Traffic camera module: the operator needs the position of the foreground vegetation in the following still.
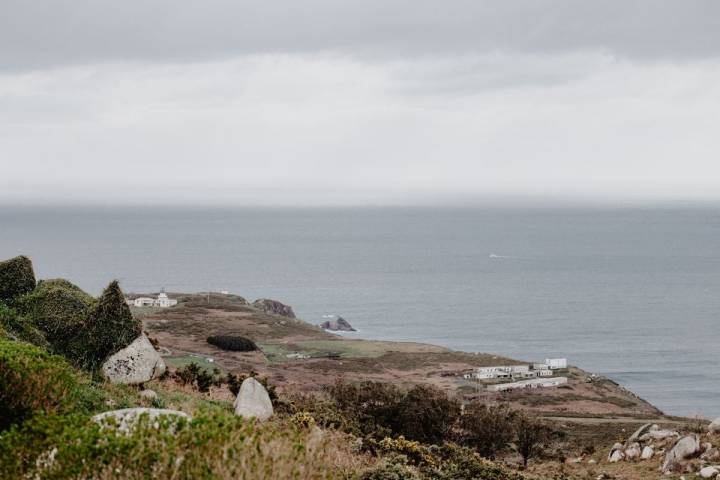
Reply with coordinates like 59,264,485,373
0,255,548,479
0,255,699,479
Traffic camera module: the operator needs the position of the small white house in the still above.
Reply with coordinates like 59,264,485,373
156,292,177,308
132,297,156,307
128,290,177,308
545,358,568,370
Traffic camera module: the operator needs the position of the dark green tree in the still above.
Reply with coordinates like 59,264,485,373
80,280,141,369
392,384,460,445
0,255,36,304
458,403,518,459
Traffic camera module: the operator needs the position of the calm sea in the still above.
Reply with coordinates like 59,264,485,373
2,205,719,418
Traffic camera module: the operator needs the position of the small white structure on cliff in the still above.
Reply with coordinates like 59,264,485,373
127,290,177,308
487,376,568,392
545,358,568,369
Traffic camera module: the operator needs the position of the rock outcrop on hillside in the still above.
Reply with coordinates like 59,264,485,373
252,299,296,318
101,333,166,384
234,377,274,421
319,316,356,332
662,434,701,473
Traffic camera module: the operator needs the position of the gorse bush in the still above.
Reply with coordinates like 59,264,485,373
367,438,531,480
207,335,258,352
0,255,36,304
329,380,460,444
457,403,518,459
0,410,338,480
0,340,97,430
79,280,141,369
394,385,460,445
17,279,94,360
0,302,48,348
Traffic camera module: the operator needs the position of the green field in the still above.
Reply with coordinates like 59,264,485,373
259,339,448,363
164,354,225,373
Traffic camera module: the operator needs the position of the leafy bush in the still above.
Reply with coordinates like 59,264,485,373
329,380,459,444
79,280,141,369
371,438,530,480
424,443,530,480
207,334,258,352
0,410,337,479
329,380,401,439
277,392,352,431
17,279,94,359
514,412,552,467
457,403,518,459
0,303,48,347
360,457,420,480
0,340,93,430
174,362,225,393
0,255,36,304
394,385,460,445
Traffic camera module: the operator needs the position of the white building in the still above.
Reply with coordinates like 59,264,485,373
156,292,176,308
545,358,568,370
487,376,568,392
127,290,177,308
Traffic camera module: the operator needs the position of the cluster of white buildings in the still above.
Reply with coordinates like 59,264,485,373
487,376,568,392
462,358,568,391
126,291,177,308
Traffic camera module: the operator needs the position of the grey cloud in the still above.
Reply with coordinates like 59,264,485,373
2,0,720,71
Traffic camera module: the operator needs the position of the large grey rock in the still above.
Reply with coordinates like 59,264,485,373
252,298,296,318
92,408,190,433
608,442,624,462
661,435,701,473
641,446,654,460
699,466,720,478
609,449,624,463
640,428,679,441
319,316,356,332
624,442,642,460
627,423,655,444
708,417,720,433
101,333,166,384
234,377,273,421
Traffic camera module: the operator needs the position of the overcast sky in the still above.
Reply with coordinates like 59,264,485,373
2,1,720,206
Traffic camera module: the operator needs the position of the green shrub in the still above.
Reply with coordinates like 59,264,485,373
393,385,460,445
79,280,141,369
329,380,459,444
457,403,518,459
207,334,258,352
329,380,401,439
0,340,91,430
0,302,48,348
0,410,337,479
17,279,94,359
360,457,420,480
0,255,36,304
424,443,530,480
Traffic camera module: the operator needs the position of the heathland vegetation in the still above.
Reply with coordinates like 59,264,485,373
0,254,708,479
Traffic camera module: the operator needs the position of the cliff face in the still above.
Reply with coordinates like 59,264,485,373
251,299,296,318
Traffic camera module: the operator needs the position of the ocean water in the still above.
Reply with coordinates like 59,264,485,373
2,205,720,418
